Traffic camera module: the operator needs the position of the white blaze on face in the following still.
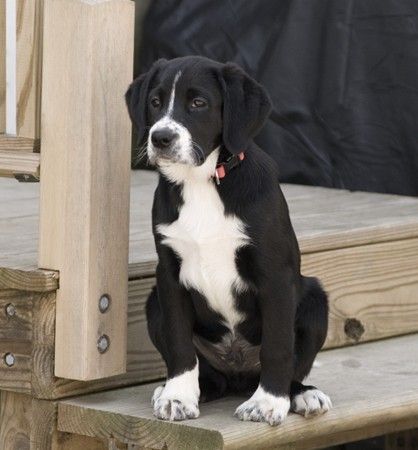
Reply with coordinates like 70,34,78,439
148,70,195,165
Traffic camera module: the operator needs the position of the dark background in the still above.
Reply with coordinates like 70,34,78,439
135,0,418,197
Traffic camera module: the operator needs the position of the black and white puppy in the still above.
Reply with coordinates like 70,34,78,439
126,56,331,426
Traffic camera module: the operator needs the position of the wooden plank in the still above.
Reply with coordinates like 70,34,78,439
0,267,58,292
0,3,5,133
16,0,43,139
0,391,106,450
0,135,40,152
38,0,135,380
0,391,31,450
57,335,418,450
2,171,418,278
0,149,40,179
30,279,165,400
303,237,418,349
1,242,418,398
0,290,33,395
28,250,418,399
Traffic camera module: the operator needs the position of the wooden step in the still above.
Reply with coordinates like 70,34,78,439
0,136,40,180
57,334,418,450
1,171,418,399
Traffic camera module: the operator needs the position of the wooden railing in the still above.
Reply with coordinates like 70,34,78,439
0,0,42,179
1,0,135,381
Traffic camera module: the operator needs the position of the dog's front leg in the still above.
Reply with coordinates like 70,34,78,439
235,272,296,426
152,264,200,421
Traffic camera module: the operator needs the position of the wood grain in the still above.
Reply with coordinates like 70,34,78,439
30,279,165,400
57,335,418,450
16,0,43,139
0,149,40,178
0,290,33,394
0,4,5,133
39,0,135,380
0,135,40,152
3,238,418,399
303,237,418,349
0,391,31,450
2,170,418,281
0,267,58,292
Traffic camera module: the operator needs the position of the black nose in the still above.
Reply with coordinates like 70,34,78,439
151,128,178,149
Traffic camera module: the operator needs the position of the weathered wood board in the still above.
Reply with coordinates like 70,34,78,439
0,149,40,179
1,171,418,399
3,170,418,273
39,0,135,381
57,335,418,450
0,390,107,450
15,0,43,140
0,3,5,133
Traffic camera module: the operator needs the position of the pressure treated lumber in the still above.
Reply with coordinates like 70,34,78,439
0,4,5,133
2,171,418,394
0,149,40,179
303,237,418,348
38,0,135,380
0,391,107,450
3,170,418,276
0,135,40,152
56,334,418,450
15,0,43,139
3,245,418,400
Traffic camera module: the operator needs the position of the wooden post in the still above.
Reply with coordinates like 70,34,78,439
15,0,43,140
0,3,5,133
38,0,134,380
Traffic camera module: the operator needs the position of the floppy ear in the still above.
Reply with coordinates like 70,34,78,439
125,59,167,146
218,63,272,154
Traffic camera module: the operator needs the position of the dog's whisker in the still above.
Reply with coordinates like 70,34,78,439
191,140,205,162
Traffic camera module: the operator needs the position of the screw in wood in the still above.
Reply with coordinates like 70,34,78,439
4,353,15,367
5,303,16,317
97,334,110,354
99,294,110,313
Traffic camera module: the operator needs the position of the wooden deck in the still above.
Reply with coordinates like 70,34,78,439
57,334,418,450
2,169,418,276
1,171,418,398
1,171,418,448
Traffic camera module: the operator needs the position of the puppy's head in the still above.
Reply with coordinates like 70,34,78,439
126,56,271,167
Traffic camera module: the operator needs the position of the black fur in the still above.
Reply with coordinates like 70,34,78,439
127,56,329,411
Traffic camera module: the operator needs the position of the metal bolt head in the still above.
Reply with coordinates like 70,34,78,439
5,303,16,317
99,294,110,313
97,335,110,354
4,353,15,367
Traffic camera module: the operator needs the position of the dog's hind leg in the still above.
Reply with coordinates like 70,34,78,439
198,354,228,402
290,276,332,417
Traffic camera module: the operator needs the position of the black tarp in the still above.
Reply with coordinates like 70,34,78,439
136,0,418,196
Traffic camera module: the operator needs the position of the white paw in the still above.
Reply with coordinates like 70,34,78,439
152,384,200,421
234,385,290,426
291,389,332,417
151,363,200,421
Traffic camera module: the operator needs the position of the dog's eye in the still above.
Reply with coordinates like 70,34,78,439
150,97,161,108
191,98,207,109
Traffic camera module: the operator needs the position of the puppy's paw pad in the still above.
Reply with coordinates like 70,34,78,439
291,389,332,417
234,390,290,426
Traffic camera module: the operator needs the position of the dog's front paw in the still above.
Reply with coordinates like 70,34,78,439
291,388,332,417
152,384,200,421
234,386,290,426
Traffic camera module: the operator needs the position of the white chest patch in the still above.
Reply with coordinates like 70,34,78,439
157,152,250,329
